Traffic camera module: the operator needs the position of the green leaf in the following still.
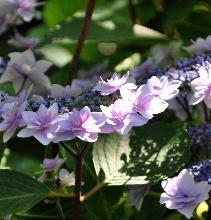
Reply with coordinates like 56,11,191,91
43,17,167,45
93,122,190,186
125,122,190,183
43,0,86,27
93,133,146,185
0,170,50,218
38,44,72,67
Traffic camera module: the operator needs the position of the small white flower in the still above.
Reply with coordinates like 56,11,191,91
59,168,75,187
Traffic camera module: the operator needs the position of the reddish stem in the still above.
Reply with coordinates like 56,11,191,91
73,142,89,220
66,0,96,84
128,0,140,25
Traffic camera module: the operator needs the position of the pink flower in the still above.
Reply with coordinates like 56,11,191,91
190,66,211,108
145,76,181,101
17,103,59,145
41,155,65,172
100,99,148,135
93,72,136,96
55,106,102,143
123,85,168,119
160,169,210,219
0,101,26,142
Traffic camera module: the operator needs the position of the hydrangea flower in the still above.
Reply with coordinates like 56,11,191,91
93,72,136,96
7,32,39,49
41,155,65,172
130,58,153,78
0,101,26,142
145,76,181,101
188,124,211,149
123,85,168,119
59,168,75,187
0,0,15,33
100,99,148,135
190,66,211,108
18,103,59,145
50,84,81,99
142,54,211,86
189,160,211,184
185,36,211,55
160,169,210,219
54,106,102,143
8,0,39,22
0,50,52,94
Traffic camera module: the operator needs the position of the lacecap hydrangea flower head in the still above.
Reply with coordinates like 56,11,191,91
0,59,183,146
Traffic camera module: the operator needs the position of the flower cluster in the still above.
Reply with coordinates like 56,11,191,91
188,124,211,149
189,160,211,184
0,49,182,144
147,54,211,86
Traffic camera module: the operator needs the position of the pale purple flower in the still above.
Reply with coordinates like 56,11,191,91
54,106,102,143
0,101,26,142
128,184,150,211
190,66,211,108
123,85,168,119
145,76,181,101
185,36,211,55
160,169,210,219
100,99,148,135
131,58,153,78
8,0,39,22
70,78,95,94
41,155,65,172
168,98,188,121
0,50,51,94
17,103,59,145
93,72,137,96
8,32,39,49
50,84,81,99
59,168,75,187
0,0,15,34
